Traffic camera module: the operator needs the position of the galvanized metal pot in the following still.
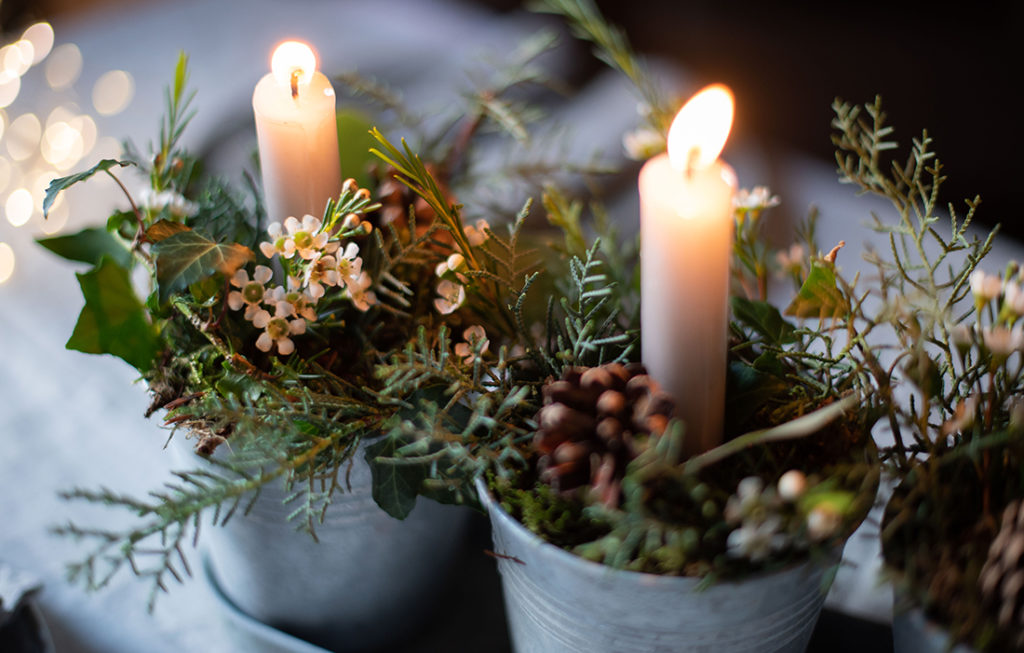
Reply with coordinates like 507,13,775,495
892,605,976,653
174,437,469,652
477,478,837,653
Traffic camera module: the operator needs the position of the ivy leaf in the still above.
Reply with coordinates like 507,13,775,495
724,360,789,434
37,227,132,267
365,435,426,520
44,159,135,217
146,219,190,243
152,230,252,303
731,296,797,345
215,363,264,404
66,256,158,372
785,261,849,319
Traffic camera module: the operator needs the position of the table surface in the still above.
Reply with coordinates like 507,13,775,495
3,1,1020,651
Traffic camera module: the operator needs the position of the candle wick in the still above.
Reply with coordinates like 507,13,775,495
290,69,301,100
685,146,701,179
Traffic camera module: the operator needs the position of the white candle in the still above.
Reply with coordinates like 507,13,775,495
639,84,737,456
252,41,341,223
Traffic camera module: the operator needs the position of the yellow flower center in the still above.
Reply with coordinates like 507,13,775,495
293,231,313,249
243,282,263,303
267,317,289,339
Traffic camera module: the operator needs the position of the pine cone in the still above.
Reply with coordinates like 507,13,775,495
533,363,675,508
979,499,1024,644
373,164,451,232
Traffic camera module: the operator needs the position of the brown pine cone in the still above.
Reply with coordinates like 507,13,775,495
979,499,1024,645
533,363,675,508
373,164,452,233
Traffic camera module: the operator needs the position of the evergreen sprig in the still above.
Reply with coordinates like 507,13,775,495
529,0,675,133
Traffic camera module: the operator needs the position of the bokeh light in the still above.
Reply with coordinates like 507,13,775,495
45,43,82,90
6,113,41,161
71,114,97,154
1,43,32,77
0,242,15,284
0,74,20,108
5,188,34,226
92,70,134,116
0,156,12,194
22,23,55,65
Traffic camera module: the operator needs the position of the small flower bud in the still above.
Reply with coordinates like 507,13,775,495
341,178,357,193
970,270,1002,302
342,213,361,230
357,188,371,201
777,470,807,502
806,504,842,541
446,253,465,271
360,221,373,235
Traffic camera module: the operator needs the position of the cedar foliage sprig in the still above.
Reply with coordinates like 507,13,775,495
829,96,999,465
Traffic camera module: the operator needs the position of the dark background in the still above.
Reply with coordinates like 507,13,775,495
5,0,1021,239
486,0,1021,240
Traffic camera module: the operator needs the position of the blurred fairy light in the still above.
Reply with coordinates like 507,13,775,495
0,242,15,284
22,23,54,65
45,43,81,90
92,70,134,116
6,113,41,160
5,187,32,226
0,157,11,193
0,21,134,285
0,74,19,108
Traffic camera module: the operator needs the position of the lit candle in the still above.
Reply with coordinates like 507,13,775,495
252,40,341,223
639,84,737,456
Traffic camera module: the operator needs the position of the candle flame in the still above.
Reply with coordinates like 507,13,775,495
667,84,734,173
271,41,316,92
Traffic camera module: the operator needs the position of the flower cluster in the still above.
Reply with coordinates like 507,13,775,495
138,187,197,218
454,325,489,365
724,471,842,562
958,268,1024,357
934,266,1024,437
733,186,780,215
226,180,377,354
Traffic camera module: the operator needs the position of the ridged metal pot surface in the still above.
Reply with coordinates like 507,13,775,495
173,437,469,652
477,478,836,653
891,606,976,653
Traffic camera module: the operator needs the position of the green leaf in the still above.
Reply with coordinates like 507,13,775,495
785,261,849,319
151,230,252,303
731,296,797,345
173,51,188,107
37,227,132,267
44,159,134,217
107,210,137,233
336,109,377,191
724,360,788,434
365,435,426,520
146,219,189,243
214,367,263,404
66,257,158,372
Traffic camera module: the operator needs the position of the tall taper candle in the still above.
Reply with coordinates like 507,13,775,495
639,84,737,456
253,41,341,223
